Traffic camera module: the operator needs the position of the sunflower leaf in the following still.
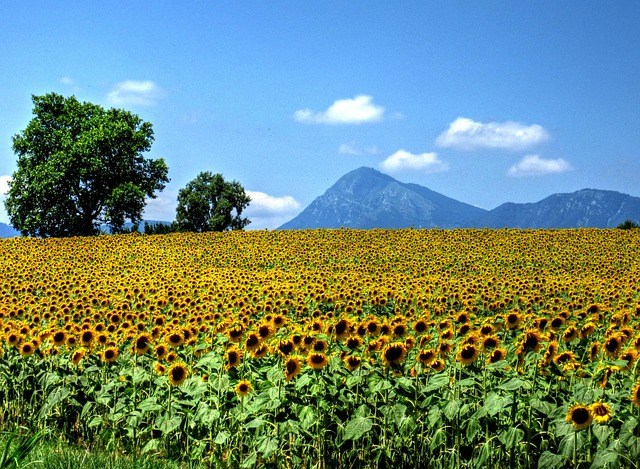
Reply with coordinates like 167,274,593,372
343,416,373,441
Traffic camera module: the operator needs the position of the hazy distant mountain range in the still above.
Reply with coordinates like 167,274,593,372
2,167,639,237
279,167,640,230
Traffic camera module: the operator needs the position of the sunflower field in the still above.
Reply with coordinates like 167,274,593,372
1,228,640,468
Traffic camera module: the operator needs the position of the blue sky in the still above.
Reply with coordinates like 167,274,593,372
1,1,639,229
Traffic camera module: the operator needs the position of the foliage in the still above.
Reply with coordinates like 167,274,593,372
617,219,639,230
1,228,640,467
5,93,169,237
175,171,250,232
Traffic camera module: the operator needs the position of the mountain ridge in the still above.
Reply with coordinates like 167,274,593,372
279,167,640,230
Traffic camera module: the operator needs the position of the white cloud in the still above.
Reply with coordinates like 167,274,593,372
338,142,379,156
507,155,573,177
106,80,165,107
379,150,448,173
142,191,177,221
0,175,12,224
436,117,549,151
294,95,384,124
60,76,76,86
245,191,302,230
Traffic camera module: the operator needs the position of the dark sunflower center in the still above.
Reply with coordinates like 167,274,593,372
572,408,590,424
385,346,403,361
171,367,185,381
310,354,325,364
286,361,298,374
461,346,476,359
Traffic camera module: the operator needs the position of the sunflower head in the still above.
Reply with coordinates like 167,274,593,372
456,344,479,366
71,347,86,365
631,382,640,408
566,404,593,430
344,355,362,372
381,342,407,367
235,379,253,397
102,347,119,363
589,401,613,424
307,352,329,370
284,356,303,381
168,362,188,386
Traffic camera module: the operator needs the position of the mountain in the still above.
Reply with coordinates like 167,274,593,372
472,188,640,228
0,222,19,238
279,167,487,229
279,167,640,230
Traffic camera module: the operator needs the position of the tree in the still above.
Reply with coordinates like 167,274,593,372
616,219,639,230
5,93,169,237
175,172,251,232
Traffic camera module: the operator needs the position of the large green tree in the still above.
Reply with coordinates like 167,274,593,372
5,93,169,237
176,172,251,232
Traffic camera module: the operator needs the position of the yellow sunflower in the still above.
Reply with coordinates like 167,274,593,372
344,355,362,372
566,404,593,430
307,352,329,370
284,356,304,381
589,401,613,424
168,362,189,386
456,344,480,366
235,379,253,397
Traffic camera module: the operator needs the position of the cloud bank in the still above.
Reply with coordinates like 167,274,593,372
106,80,165,107
380,150,448,174
507,155,573,177
245,191,302,230
436,117,549,150
294,95,384,124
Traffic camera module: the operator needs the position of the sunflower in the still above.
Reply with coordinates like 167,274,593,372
334,318,352,340
619,349,638,371
168,362,189,386
456,344,480,366
365,318,380,336
417,349,437,366
631,382,640,408
487,348,507,364
276,339,295,357
166,351,178,363
381,342,407,367
251,344,269,359
589,401,613,424
133,333,152,355
155,343,168,360
481,335,501,352
5,332,21,348
154,362,167,375
566,404,593,430
71,347,86,365
505,311,523,330
392,322,408,338
235,379,253,397
257,323,274,341
517,330,545,355
51,331,66,346
412,319,428,335
80,330,95,347
579,322,596,339
225,347,242,370
430,359,445,372
307,352,329,370
344,355,362,372
19,341,35,357
244,333,262,352
604,335,622,359
102,347,119,363
227,325,244,343
167,331,185,348
345,336,363,350
562,326,579,343
284,356,304,381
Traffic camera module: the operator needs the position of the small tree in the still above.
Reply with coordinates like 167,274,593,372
5,93,169,237
176,172,251,232
616,219,639,230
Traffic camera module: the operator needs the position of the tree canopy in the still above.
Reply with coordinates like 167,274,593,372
175,171,251,232
5,93,169,237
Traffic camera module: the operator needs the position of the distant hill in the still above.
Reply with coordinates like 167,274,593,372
0,222,19,238
279,167,640,230
472,188,640,228
279,167,487,229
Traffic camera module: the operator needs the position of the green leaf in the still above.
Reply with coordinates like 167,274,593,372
38,386,71,419
529,398,556,417
138,396,162,413
343,417,373,441
593,424,614,443
87,415,104,428
499,427,524,451
256,436,279,458
498,377,531,391
466,418,482,442
159,415,183,434
443,399,460,421
214,430,230,444
425,373,449,392
245,418,266,429
559,431,587,459
590,450,619,468
141,439,159,454
537,451,566,469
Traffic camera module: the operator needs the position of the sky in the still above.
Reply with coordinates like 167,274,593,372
1,1,640,229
